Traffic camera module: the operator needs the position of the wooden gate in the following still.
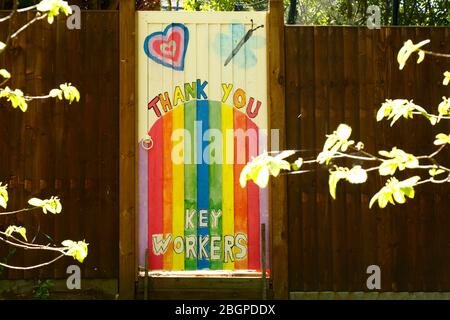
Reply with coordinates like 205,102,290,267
137,11,269,275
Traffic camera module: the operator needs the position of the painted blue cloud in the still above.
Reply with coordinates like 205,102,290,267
212,23,265,69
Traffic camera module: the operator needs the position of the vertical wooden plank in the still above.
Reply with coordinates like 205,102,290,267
161,26,174,270
172,103,185,271
298,26,317,291
183,22,198,271
221,23,234,271
436,26,450,291
55,12,84,278
231,22,248,271
285,26,301,291
81,11,101,279
197,99,210,270
358,27,378,291
92,12,119,278
8,12,28,281
208,24,223,271
412,26,431,292
313,26,331,291
222,103,235,270
208,101,223,270
426,26,446,291
268,0,288,299
162,112,173,270
119,0,136,299
233,109,248,270
328,26,347,291
137,13,149,271
196,23,210,270
148,119,164,270
184,100,197,270
376,27,394,291
246,119,260,270
343,27,362,292
245,22,261,272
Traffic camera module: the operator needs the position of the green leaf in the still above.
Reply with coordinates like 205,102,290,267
5,225,27,241
443,71,450,86
240,152,293,189
0,69,11,79
336,124,352,141
378,147,419,176
28,196,62,214
434,133,450,145
37,0,73,25
377,99,428,125
62,240,88,263
328,171,341,200
318,123,354,164
429,168,445,177
397,39,430,70
28,198,44,207
0,183,8,209
370,176,420,209
292,158,303,171
346,166,368,184
49,88,63,99
329,166,368,200
0,87,28,112
59,83,80,104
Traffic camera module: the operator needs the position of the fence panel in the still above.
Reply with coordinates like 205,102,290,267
286,26,450,292
0,11,119,280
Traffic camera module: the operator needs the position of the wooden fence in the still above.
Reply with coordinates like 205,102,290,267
285,26,450,292
0,11,119,280
0,8,449,297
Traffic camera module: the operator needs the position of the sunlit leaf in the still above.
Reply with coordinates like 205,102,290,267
0,183,8,209
443,71,450,86
378,147,419,176
292,158,303,171
434,133,450,146
37,0,73,25
0,69,11,79
397,39,430,70
240,152,292,189
62,239,88,263
5,225,27,241
346,166,368,184
429,168,445,177
369,176,420,209
28,196,62,214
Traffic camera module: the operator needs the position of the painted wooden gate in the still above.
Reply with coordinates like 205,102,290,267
137,11,268,272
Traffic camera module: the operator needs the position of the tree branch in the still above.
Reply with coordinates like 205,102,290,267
0,254,64,270
10,12,48,40
0,207,38,216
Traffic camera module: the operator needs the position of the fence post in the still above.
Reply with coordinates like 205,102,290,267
268,0,289,299
119,0,137,300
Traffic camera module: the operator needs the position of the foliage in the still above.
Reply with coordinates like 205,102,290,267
33,279,55,299
241,39,450,209
0,248,16,276
62,240,89,263
183,0,265,11
0,0,87,271
285,0,449,26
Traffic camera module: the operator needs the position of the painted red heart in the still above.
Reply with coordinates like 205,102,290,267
144,23,189,71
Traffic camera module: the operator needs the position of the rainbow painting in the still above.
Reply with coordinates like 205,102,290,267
140,99,268,271
137,12,269,272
